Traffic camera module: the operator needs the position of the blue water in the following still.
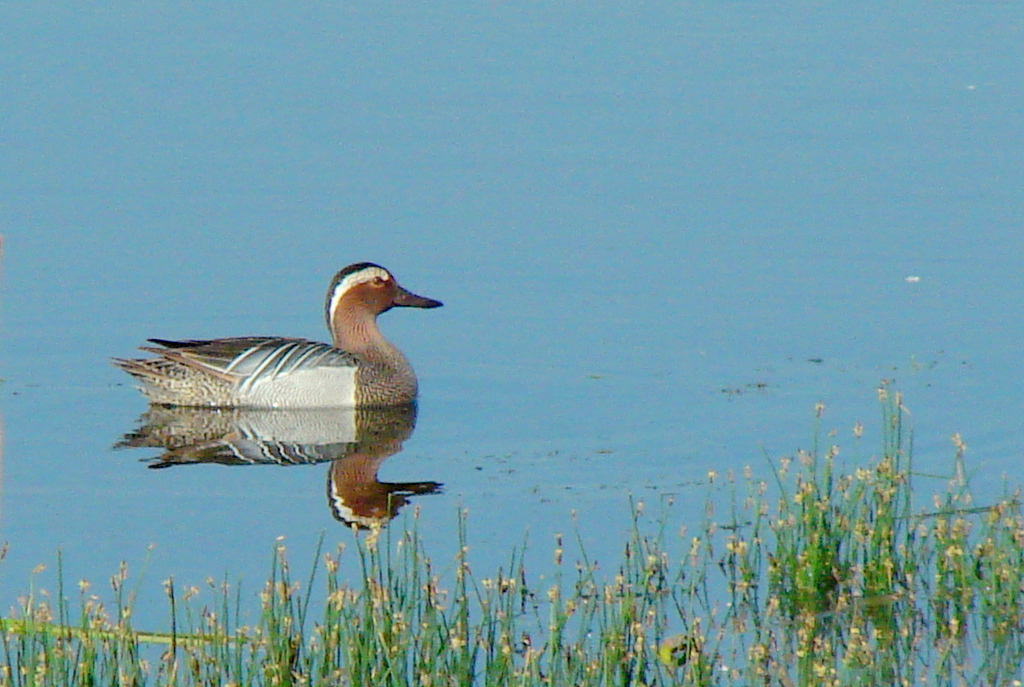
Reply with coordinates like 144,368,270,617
1,1,1023,631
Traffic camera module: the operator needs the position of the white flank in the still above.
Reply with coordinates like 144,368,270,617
241,367,357,408
327,266,391,321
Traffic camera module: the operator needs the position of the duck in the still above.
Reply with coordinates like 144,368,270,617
113,262,442,408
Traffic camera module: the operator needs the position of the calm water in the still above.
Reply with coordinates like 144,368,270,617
1,1,1023,629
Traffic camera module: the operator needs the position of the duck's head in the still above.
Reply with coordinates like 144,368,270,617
325,262,443,328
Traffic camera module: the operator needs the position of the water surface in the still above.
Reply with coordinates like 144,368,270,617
1,1,1022,630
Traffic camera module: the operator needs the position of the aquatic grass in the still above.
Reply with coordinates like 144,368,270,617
728,387,1024,685
0,557,151,686
1,388,1023,685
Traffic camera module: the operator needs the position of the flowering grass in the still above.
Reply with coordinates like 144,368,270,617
1,387,1022,686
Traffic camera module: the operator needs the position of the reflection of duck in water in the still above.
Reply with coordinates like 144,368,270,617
327,447,442,529
116,403,441,528
114,263,442,408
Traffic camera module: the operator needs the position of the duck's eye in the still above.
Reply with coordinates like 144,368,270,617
372,276,387,286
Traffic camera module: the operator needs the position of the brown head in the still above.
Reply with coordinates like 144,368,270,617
324,262,442,351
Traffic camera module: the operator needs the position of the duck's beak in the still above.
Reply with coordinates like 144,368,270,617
393,285,443,309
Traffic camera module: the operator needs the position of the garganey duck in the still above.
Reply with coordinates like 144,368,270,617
114,263,442,408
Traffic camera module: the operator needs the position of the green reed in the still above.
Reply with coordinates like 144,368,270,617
1,387,1023,686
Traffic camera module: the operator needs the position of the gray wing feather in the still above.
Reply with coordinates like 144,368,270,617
149,338,358,382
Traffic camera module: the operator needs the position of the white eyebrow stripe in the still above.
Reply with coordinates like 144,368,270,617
327,266,391,319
